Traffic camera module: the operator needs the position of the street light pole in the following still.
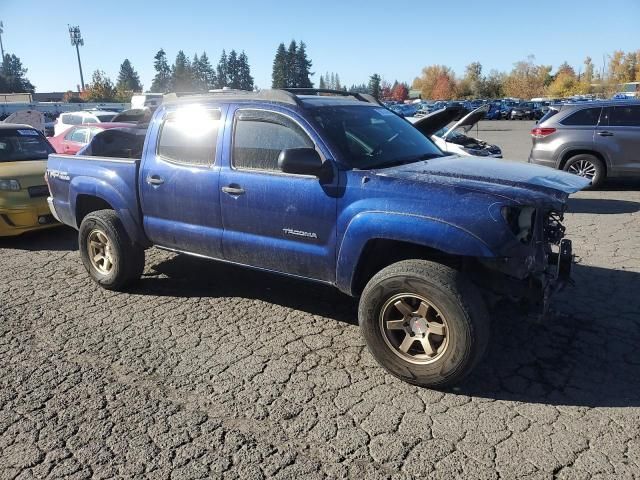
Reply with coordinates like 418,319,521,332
0,22,6,64
68,25,85,91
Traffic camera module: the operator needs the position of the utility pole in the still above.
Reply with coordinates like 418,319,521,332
68,25,85,91
0,21,6,64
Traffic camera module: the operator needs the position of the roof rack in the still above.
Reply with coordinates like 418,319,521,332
164,89,301,107
162,88,384,108
283,88,382,106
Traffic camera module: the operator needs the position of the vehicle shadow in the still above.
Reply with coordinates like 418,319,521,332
138,253,358,326
567,197,640,214
599,177,640,191
144,255,639,407
0,225,77,252
458,263,640,408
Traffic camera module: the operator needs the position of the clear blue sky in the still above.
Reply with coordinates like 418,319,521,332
2,0,639,92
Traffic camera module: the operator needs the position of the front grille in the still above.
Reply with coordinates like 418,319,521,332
28,185,49,198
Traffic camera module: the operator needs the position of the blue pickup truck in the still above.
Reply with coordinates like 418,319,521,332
46,89,589,388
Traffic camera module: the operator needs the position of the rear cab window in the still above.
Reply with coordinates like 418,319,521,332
157,107,221,166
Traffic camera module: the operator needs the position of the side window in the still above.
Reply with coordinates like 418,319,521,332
560,107,602,126
157,108,221,165
83,115,97,124
610,105,640,127
68,128,88,143
233,110,314,171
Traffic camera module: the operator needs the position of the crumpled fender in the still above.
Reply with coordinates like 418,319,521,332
69,175,147,245
335,211,495,295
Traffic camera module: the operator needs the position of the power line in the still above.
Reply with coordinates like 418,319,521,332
68,25,85,91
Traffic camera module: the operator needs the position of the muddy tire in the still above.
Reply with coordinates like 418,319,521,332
358,259,489,388
78,209,144,291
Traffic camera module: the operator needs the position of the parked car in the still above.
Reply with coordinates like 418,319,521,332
111,108,154,124
389,103,418,117
48,122,135,155
529,100,640,188
53,110,118,136
409,105,502,157
0,123,58,236
484,104,503,120
3,110,45,132
510,102,536,120
47,88,588,388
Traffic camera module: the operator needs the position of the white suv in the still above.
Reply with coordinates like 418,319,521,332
54,110,117,136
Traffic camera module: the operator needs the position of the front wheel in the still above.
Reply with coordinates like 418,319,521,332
78,209,145,291
358,260,489,388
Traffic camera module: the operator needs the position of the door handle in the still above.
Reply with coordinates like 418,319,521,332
597,131,614,137
222,185,245,195
146,175,165,185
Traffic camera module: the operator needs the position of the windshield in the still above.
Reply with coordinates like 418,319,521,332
0,129,54,162
310,106,442,169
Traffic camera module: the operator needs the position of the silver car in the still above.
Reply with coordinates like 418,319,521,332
528,100,640,188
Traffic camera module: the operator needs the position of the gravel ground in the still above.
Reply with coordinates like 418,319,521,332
1,124,640,479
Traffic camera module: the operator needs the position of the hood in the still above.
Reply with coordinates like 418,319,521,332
442,104,490,138
375,155,589,202
408,106,465,137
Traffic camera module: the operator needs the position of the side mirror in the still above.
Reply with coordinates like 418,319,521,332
278,148,323,176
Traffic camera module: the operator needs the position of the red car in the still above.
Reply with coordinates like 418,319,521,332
48,123,133,155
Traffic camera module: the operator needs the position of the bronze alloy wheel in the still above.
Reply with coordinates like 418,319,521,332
379,293,449,365
87,228,114,275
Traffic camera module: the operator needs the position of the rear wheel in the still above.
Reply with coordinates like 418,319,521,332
563,154,605,189
78,209,145,290
358,260,489,388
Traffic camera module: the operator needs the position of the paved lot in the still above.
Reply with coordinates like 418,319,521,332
2,124,640,479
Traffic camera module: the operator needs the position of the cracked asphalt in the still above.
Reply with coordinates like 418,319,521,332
2,124,640,478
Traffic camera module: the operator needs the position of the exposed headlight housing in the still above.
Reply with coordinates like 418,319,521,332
501,206,536,243
0,179,21,191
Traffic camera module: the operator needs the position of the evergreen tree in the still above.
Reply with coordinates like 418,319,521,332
237,51,254,90
0,54,35,93
150,48,171,93
368,73,382,99
319,75,326,89
116,59,142,92
227,50,240,89
272,43,287,88
294,41,313,88
216,50,228,88
197,52,216,90
171,50,193,92
286,40,298,87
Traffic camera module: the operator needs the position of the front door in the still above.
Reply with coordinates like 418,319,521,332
219,107,337,282
140,105,226,258
596,105,640,175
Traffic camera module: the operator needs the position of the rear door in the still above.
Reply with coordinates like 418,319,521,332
139,105,227,258
219,107,337,282
596,105,640,174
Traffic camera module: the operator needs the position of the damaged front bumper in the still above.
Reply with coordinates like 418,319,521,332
474,209,575,321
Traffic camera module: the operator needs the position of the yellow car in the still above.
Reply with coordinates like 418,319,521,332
0,123,59,237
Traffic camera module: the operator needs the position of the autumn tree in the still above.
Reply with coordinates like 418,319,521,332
391,82,409,102
83,70,117,102
412,65,456,99
503,56,550,99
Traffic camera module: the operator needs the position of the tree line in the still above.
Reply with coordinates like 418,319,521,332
412,50,640,101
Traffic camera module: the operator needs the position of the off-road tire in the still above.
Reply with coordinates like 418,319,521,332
78,209,145,291
563,154,605,189
359,259,489,388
